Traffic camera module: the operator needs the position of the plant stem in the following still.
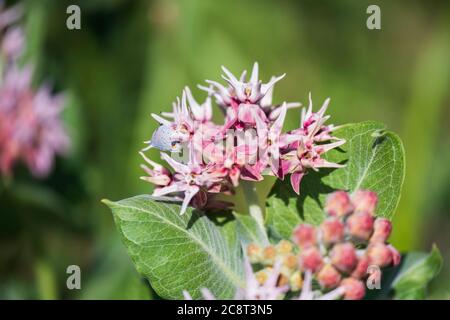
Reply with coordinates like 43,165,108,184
35,258,57,300
242,181,267,239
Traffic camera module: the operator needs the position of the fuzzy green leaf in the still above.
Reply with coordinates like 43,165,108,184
392,245,443,299
266,121,405,238
103,195,244,299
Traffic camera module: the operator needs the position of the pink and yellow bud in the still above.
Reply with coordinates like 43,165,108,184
367,243,392,267
299,246,323,272
292,224,317,248
330,243,358,273
341,278,366,300
255,267,272,285
351,190,378,215
325,191,353,217
290,271,303,291
247,243,262,264
277,240,293,254
370,218,392,243
320,217,344,245
283,253,298,270
347,211,374,240
317,264,342,289
262,245,277,265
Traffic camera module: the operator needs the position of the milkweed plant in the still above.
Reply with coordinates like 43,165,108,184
102,62,442,300
0,1,442,301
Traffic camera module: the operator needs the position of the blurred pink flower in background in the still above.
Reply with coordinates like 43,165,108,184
0,1,68,178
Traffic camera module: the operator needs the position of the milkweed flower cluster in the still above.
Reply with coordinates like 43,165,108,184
0,2,68,178
141,63,345,214
184,190,401,300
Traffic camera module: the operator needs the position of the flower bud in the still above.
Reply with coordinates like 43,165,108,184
292,224,317,248
388,244,401,266
262,245,277,265
317,264,342,289
352,190,378,215
325,191,353,217
283,253,298,270
341,278,366,300
370,218,392,243
277,240,293,254
247,243,262,264
346,211,374,240
300,246,323,272
367,243,392,267
290,271,303,291
330,243,357,273
351,255,371,279
255,267,272,285
320,217,344,245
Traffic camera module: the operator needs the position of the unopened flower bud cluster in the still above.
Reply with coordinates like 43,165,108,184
246,190,401,300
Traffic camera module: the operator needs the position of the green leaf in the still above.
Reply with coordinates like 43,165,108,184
392,245,443,299
103,195,244,299
266,121,405,238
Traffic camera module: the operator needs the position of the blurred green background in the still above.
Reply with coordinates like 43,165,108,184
0,0,449,299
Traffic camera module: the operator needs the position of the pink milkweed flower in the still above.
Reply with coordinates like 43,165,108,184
200,62,285,107
2,26,24,60
0,1,21,31
0,65,68,178
209,144,245,187
139,151,171,186
151,94,195,143
145,88,217,155
183,86,212,123
297,93,337,142
152,152,225,215
281,137,345,194
253,102,289,177
281,96,345,194
142,63,346,212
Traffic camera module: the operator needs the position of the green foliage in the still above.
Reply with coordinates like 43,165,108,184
103,196,244,299
393,245,443,299
266,121,405,238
